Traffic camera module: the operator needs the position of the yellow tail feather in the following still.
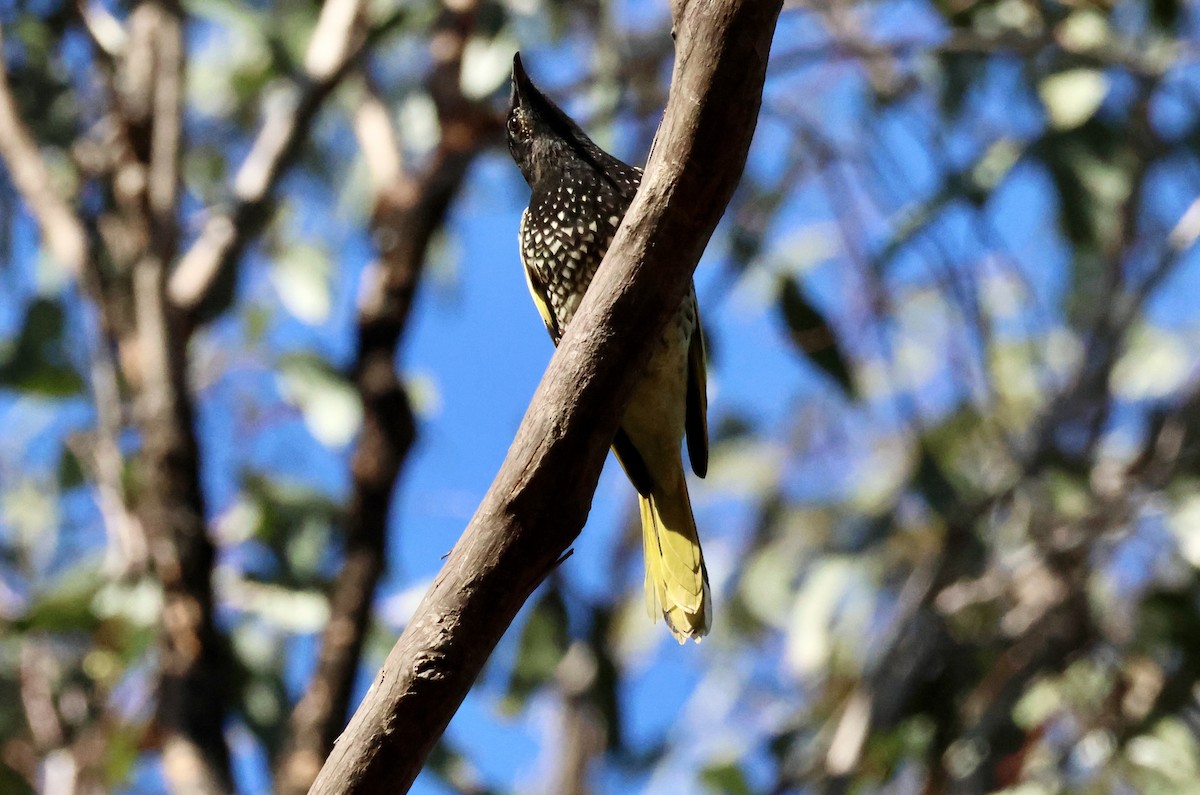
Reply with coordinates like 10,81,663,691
640,474,711,644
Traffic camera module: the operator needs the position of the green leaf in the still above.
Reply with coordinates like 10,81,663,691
912,437,965,518
0,297,84,397
233,472,342,586
740,540,800,631
57,444,86,490
935,52,987,119
704,437,785,499
502,587,568,714
0,763,35,795
277,353,362,448
100,723,144,788
1031,119,1138,323
92,577,163,630
1111,325,1191,400
785,556,875,677
460,31,520,100
1148,0,1182,31
1056,10,1110,54
587,608,624,752
777,276,855,397
405,370,443,420
1039,69,1109,131
224,578,329,633
1127,718,1200,784
700,762,752,795
228,617,291,755
271,244,332,324
426,741,501,795
243,305,271,345
19,562,104,632
3,478,59,572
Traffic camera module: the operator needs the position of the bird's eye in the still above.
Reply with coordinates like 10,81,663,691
506,113,528,142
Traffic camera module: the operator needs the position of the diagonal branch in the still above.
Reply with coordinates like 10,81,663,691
306,1,783,791
273,3,495,791
166,0,406,322
0,23,88,275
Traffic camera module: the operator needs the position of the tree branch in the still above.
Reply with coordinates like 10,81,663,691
121,2,233,791
166,0,405,322
0,23,88,275
273,4,494,790
2,7,232,787
0,18,146,574
306,2,782,792
552,643,607,795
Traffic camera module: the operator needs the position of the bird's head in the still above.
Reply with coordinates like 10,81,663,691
507,52,603,188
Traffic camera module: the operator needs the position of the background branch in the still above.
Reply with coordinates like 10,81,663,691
273,2,496,790
124,2,233,791
166,0,405,323
0,23,88,274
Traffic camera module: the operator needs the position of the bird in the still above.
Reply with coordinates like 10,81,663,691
506,52,711,643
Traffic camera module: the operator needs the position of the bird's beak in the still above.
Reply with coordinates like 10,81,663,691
511,52,532,110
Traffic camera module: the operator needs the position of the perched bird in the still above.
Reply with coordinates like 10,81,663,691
507,53,711,643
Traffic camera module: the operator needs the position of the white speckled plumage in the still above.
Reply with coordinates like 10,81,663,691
508,53,711,643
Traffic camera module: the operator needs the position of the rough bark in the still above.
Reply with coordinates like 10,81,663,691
306,1,783,792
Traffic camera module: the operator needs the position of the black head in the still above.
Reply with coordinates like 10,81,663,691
507,53,625,191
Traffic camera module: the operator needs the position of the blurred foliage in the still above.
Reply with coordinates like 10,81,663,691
777,274,856,397
0,298,84,397
1,0,1200,793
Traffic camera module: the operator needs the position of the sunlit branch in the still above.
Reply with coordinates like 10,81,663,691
75,0,128,60
352,80,403,194
68,337,148,572
0,24,89,275
166,2,407,321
